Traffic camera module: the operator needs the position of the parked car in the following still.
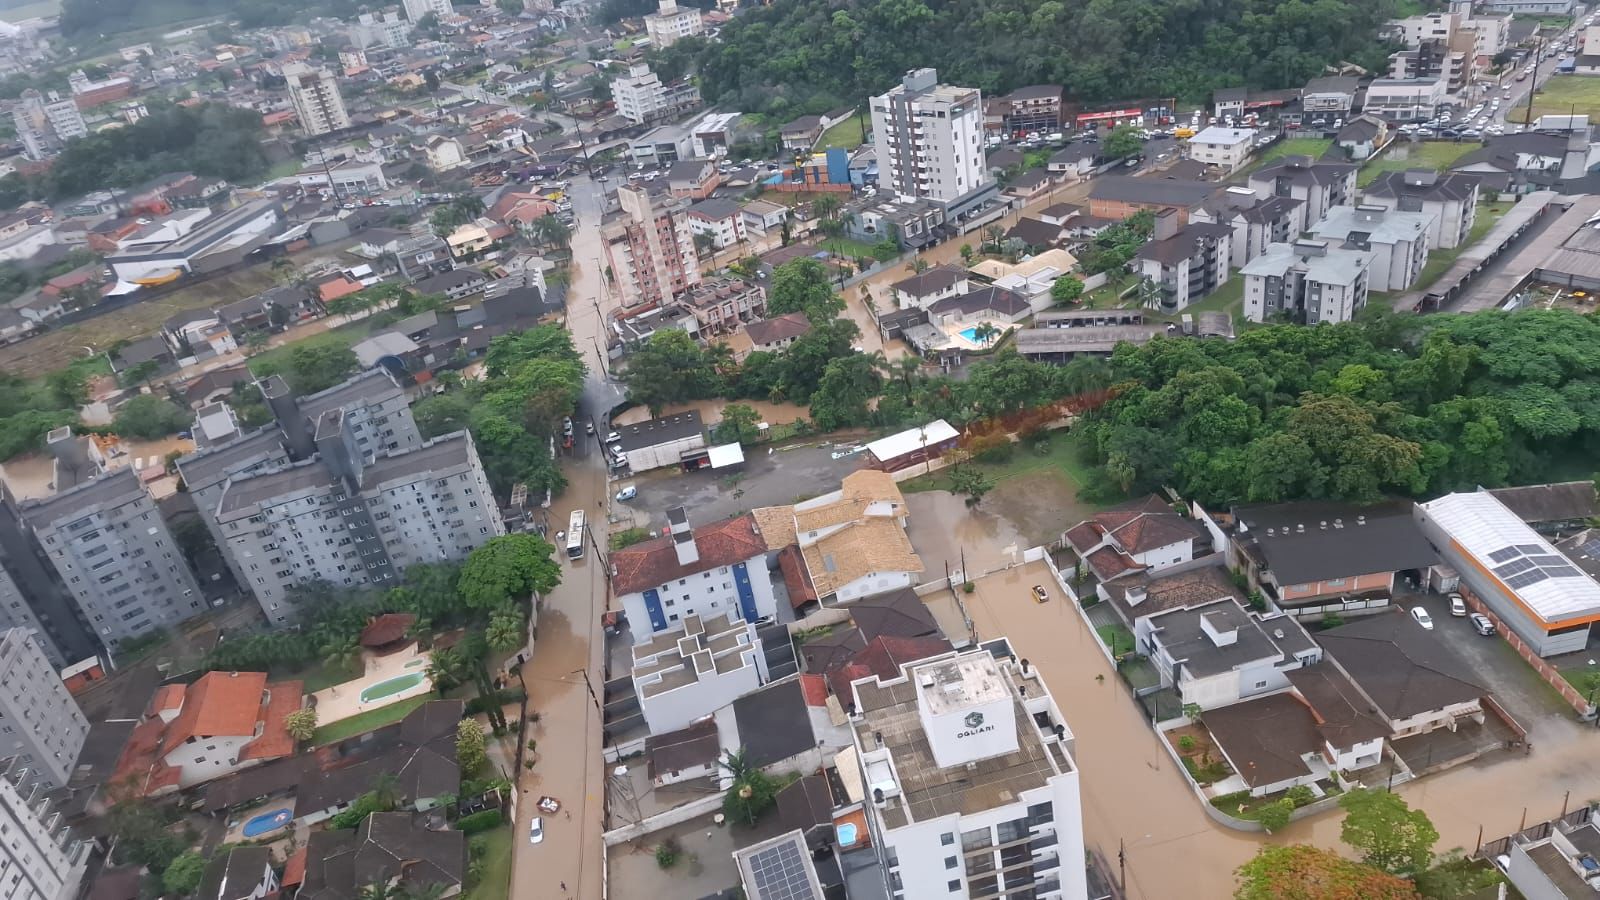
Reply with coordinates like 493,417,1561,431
562,417,573,436
585,421,595,435
1449,594,1467,617
1411,606,1435,630
529,816,544,844
615,485,637,502
1469,612,1497,636
1032,584,1049,604
605,431,621,443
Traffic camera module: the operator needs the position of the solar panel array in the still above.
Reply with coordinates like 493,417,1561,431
1490,543,1587,593
745,837,819,900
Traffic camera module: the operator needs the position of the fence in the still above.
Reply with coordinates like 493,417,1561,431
1462,590,1595,717
599,790,727,847
1477,805,1595,860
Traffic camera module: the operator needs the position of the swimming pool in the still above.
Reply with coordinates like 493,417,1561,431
242,807,293,838
958,326,993,345
360,672,426,703
836,822,859,847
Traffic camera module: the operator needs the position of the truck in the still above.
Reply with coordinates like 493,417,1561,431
1174,126,1197,139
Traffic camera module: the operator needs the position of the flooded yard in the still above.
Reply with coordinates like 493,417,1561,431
612,397,810,428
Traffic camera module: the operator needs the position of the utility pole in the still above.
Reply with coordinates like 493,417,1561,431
584,521,611,581
1525,37,1543,128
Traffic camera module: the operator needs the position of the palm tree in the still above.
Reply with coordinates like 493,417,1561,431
322,637,361,673
1060,356,1112,396
971,323,1001,347
812,194,841,222
485,611,523,652
359,883,396,900
887,354,922,397
531,213,571,248
718,748,752,781
906,256,929,275
427,646,466,690
983,224,1005,253
370,772,402,810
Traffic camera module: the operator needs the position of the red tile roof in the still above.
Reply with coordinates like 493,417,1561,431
612,514,769,595
281,848,308,887
1085,545,1143,582
778,545,816,609
828,635,953,707
1063,522,1102,554
107,716,166,799
147,684,185,716
1092,494,1202,555
165,672,270,749
798,673,828,708
241,679,303,761
359,613,416,649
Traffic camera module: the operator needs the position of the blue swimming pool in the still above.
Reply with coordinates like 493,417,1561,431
959,326,993,345
836,822,859,846
242,807,292,838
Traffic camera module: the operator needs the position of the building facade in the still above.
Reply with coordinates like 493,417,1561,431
612,64,702,126
604,184,701,309
612,508,777,640
0,630,87,789
644,0,704,47
12,89,87,161
1241,239,1373,325
22,468,203,650
282,63,351,137
0,484,99,668
633,611,767,733
870,68,995,217
401,0,451,21
0,757,90,900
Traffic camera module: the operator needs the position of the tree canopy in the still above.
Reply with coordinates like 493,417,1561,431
1234,844,1420,900
690,0,1396,117
458,533,563,611
113,394,190,440
250,343,360,395
1337,788,1439,876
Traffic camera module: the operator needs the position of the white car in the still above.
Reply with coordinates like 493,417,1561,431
605,431,621,443
1411,606,1435,630
614,486,637,502
529,816,544,844
1449,594,1467,617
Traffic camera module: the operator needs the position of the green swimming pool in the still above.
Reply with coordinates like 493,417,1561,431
360,672,426,703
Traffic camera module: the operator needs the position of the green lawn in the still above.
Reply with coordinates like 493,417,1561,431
817,114,866,151
820,235,881,260
265,159,303,181
1082,272,1138,308
1095,623,1136,657
464,826,513,900
1258,138,1333,166
901,431,1095,497
1527,75,1600,123
1358,141,1481,187
1406,201,1515,298
1162,273,1244,323
312,693,437,745
287,660,361,694
247,319,380,377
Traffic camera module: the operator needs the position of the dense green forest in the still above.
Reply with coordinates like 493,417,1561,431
1078,308,1600,506
692,0,1402,117
58,0,365,35
0,103,268,204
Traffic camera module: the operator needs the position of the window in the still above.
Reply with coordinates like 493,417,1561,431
944,856,957,869
940,832,955,846
947,880,960,892
1026,802,1053,827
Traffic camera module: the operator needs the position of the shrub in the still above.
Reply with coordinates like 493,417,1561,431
962,582,975,594
1285,785,1316,807
656,836,682,869
1257,797,1295,832
466,687,526,716
1177,735,1196,753
457,810,504,834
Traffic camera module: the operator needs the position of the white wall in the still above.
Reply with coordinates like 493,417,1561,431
834,570,916,604
638,650,762,733
166,735,252,788
1132,538,1193,572
1328,736,1384,771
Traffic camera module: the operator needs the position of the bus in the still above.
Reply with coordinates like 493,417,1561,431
566,509,586,560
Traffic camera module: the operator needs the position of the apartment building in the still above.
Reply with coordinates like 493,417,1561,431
1384,11,1459,47
1241,239,1374,325
264,368,422,462
633,610,767,733
1247,156,1359,233
1193,186,1302,270
998,85,1066,138
1186,126,1258,174
0,630,87,790
0,756,90,900
612,64,702,126
644,0,704,48
847,647,1088,900
870,68,996,218
1308,205,1434,292
1132,210,1232,312
685,198,746,250
1362,169,1481,249
0,483,99,668
349,9,413,50
12,89,86,160
175,424,293,591
216,429,502,626
401,0,451,21
21,467,203,649
604,184,701,309
611,507,777,641
1363,77,1447,122
282,63,350,137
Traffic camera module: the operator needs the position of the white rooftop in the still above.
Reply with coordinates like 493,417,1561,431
1312,205,1436,246
1191,126,1258,146
707,442,745,469
866,419,958,463
1422,491,1600,623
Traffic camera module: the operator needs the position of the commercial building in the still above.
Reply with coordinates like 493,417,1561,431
12,89,86,161
612,507,777,641
1308,205,1434,292
282,63,350,137
847,646,1088,900
1088,176,1219,225
1241,239,1374,325
1416,491,1600,657
1186,126,1258,174
997,85,1066,138
1480,0,1572,14
1362,169,1481,250
1301,76,1360,120
612,63,702,126
644,0,703,47
1363,77,1448,122
104,199,284,284
870,68,996,218
21,467,203,649
0,629,86,789
0,756,90,900
604,184,701,309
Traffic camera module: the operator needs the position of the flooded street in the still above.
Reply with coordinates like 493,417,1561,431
612,397,810,428
961,562,1600,898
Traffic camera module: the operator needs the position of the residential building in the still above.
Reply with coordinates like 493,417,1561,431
1480,0,1572,14
12,89,86,160
348,9,413,50
644,0,703,48
724,312,810,361
1132,210,1232,312
267,368,422,460
604,184,701,309
666,157,720,200
612,63,701,126
798,586,946,687
861,420,961,473
752,470,924,606
1136,598,1320,710
678,276,766,336
1387,41,1470,93
780,115,825,154
1503,818,1600,900
1363,77,1447,122
1335,115,1389,161
391,233,454,282
1240,239,1373,325
22,467,203,649
0,482,100,668
1211,88,1302,121
1362,169,1481,249
296,813,464,900
1088,176,1219,225
109,670,302,796
282,64,350,137
998,84,1066,137
612,508,776,642
197,848,277,900
0,630,87,789
1248,156,1358,233
175,426,293,590
610,412,707,474
421,135,466,172
413,267,488,301
401,0,451,21
685,198,745,250
842,195,946,250
1384,12,1460,48
1063,494,1205,585
1416,491,1600,656
734,830,828,900
846,646,1088,900
870,68,996,217
633,610,768,733
740,199,789,237
1230,501,1437,616
1186,126,1258,173
1459,14,1513,62
892,265,970,310
1193,186,1302,270
0,756,90,900
1308,204,1434,292
1315,613,1489,739
216,431,503,626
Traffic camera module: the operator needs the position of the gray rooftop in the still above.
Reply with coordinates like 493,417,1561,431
1144,599,1305,678
23,466,146,527
299,369,405,423
363,432,474,490
1311,205,1435,247
175,428,288,491
1240,240,1373,287
216,462,336,519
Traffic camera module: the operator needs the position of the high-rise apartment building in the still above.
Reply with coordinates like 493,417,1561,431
12,89,86,161
644,0,704,48
0,629,87,789
0,483,98,668
349,8,414,49
604,184,701,308
612,63,702,126
848,646,1087,900
175,421,293,593
0,756,90,900
870,68,995,218
20,467,203,651
282,63,350,137
402,0,452,22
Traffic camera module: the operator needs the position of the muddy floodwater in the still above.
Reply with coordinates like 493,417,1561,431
962,563,1600,899
611,397,810,427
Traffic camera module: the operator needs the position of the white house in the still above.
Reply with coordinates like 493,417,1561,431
685,197,746,250
752,470,924,605
1064,494,1204,584
1187,126,1258,173
633,611,767,734
1133,598,1321,710
611,509,777,640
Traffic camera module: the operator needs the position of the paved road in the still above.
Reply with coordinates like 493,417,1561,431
1494,19,1586,126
